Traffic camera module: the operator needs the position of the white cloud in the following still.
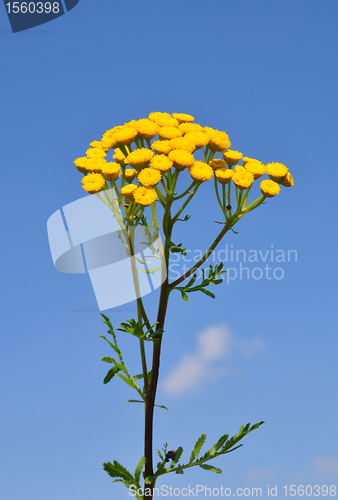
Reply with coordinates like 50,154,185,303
162,324,267,395
247,464,279,481
315,456,338,476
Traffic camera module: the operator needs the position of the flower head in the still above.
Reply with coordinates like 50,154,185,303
135,119,160,140
125,169,137,182
168,137,195,153
222,150,243,167
209,159,226,170
149,112,178,128
159,126,182,140
280,171,294,187
204,127,231,151
138,168,162,187
266,162,288,181
150,154,173,172
121,183,137,199
89,141,104,149
101,162,121,181
114,126,138,145
245,161,266,179
151,140,172,155
113,148,127,165
81,173,106,194
260,179,280,197
178,122,204,135
74,157,89,174
243,157,261,166
188,161,213,182
172,113,194,123
232,171,254,189
215,168,234,184
168,150,195,170
133,186,158,206
86,158,107,173
125,148,154,169
185,131,209,149
86,148,107,159
101,129,118,150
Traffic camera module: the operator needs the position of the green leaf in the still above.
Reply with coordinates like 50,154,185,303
175,465,184,475
189,434,206,463
125,400,144,404
118,373,141,393
199,464,222,474
103,460,134,483
103,365,120,384
134,456,145,486
177,214,191,222
144,475,155,484
200,288,215,299
154,404,169,411
171,447,183,466
168,240,187,256
181,291,189,301
101,356,115,363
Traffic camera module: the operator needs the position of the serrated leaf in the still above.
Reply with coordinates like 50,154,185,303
189,434,206,463
199,464,222,474
103,460,134,482
134,456,145,486
103,365,120,384
205,434,229,457
144,475,155,484
175,465,184,474
171,447,183,466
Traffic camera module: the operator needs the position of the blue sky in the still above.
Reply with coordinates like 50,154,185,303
1,1,338,498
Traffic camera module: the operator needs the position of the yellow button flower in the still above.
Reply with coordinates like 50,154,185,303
243,157,261,166
245,161,266,179
101,162,121,181
151,140,172,155
260,179,280,197
89,141,104,149
209,159,226,170
188,161,213,182
101,130,118,150
185,131,210,149
159,126,182,140
133,186,158,206
74,157,89,174
86,158,107,173
169,137,195,153
114,126,138,145
138,168,162,187
172,113,194,123
125,168,137,182
86,148,107,159
234,165,246,173
178,122,204,135
135,119,160,140
232,171,254,189
215,168,234,184
125,148,154,169
149,112,178,128
81,173,106,194
222,150,243,167
150,154,173,172
113,148,126,165
266,162,288,182
168,150,195,170
204,127,231,152
121,184,137,199
280,171,294,187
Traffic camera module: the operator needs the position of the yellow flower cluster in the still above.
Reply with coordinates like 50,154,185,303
74,113,294,207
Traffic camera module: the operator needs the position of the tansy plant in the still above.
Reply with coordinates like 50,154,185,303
73,112,294,499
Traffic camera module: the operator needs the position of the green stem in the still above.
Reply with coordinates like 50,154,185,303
172,183,200,223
